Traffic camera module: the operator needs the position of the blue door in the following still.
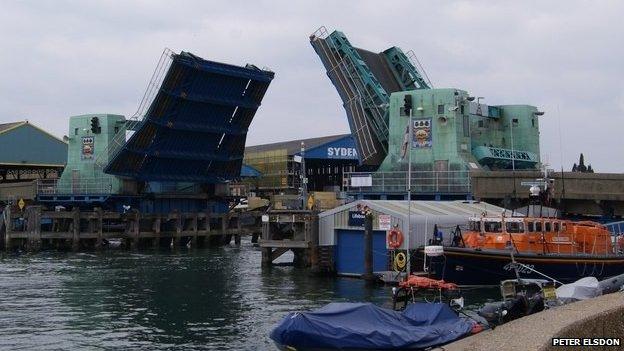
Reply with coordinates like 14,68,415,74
336,229,388,275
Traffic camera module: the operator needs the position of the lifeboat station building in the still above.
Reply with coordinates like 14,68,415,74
243,134,369,195
317,199,507,276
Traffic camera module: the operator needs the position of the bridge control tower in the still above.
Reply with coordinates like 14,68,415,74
310,27,543,198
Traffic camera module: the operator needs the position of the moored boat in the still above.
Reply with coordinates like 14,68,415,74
270,302,480,350
418,214,624,285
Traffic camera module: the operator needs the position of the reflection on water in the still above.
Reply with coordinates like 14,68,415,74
0,239,497,350
0,239,388,350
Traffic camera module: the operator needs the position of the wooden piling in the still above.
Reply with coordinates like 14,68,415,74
153,217,161,248
362,210,375,282
0,207,263,252
191,213,198,248
95,208,103,250
71,207,80,251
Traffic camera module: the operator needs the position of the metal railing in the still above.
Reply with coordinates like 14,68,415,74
94,48,175,169
343,170,471,194
37,178,114,195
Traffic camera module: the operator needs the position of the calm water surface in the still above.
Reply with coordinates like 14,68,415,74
0,239,496,350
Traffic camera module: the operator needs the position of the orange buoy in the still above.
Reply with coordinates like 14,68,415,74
387,228,404,249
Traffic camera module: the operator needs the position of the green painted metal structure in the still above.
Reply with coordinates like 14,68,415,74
310,27,431,167
57,114,126,194
379,89,541,172
311,28,542,179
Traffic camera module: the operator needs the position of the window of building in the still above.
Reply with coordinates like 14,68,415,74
114,126,119,134
554,222,560,232
463,116,470,137
532,118,535,127
512,118,519,124
527,222,535,232
74,128,79,135
438,104,445,114
478,120,484,128
535,222,542,231
460,104,465,114
545,222,552,232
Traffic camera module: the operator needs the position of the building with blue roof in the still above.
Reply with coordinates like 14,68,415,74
0,120,67,182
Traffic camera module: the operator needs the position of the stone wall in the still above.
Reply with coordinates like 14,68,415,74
442,292,624,351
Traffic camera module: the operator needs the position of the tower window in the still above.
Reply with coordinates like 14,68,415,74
532,118,535,127
437,104,445,114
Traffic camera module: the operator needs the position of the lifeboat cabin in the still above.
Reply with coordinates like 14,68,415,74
462,217,614,255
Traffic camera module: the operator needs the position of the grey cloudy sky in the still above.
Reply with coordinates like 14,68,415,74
1,1,623,172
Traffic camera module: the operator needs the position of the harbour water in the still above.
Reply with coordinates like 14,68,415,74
0,238,496,350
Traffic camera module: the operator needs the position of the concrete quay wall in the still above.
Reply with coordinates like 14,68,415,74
442,292,624,351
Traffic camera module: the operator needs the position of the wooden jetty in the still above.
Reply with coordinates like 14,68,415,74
0,205,262,251
260,209,321,269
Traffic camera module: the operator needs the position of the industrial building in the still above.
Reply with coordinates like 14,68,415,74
243,134,368,194
310,28,543,199
0,121,67,183
318,200,509,275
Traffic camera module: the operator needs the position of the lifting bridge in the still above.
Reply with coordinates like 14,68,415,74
310,27,431,167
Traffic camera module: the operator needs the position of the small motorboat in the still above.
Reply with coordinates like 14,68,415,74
477,272,624,327
477,278,550,327
270,302,481,350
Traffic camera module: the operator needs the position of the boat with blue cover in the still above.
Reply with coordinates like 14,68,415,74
270,302,479,350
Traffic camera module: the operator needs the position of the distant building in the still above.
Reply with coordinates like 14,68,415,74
0,121,67,183
243,134,367,194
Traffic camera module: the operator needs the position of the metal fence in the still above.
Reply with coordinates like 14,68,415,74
343,170,471,194
37,178,114,195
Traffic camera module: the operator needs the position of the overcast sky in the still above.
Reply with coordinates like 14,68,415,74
1,1,622,172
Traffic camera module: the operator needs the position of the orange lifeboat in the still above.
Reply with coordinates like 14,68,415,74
461,216,614,255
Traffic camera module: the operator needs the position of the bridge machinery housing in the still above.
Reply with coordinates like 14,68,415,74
310,27,543,199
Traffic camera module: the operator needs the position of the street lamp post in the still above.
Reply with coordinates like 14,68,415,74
406,108,412,276
301,142,307,209
510,119,515,171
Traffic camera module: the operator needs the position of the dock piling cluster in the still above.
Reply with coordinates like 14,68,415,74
1,205,261,252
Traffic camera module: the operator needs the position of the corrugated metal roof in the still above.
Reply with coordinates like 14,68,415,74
0,121,26,134
245,134,350,156
319,200,510,219
319,200,517,248
0,121,67,166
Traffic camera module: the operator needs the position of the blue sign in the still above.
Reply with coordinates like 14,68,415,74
348,211,366,227
299,135,359,160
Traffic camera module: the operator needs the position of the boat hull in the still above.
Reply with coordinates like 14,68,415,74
416,247,624,285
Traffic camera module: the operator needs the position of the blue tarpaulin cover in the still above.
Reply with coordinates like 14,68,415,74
270,302,474,350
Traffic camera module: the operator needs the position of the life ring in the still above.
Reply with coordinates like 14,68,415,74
387,228,404,249
394,252,407,270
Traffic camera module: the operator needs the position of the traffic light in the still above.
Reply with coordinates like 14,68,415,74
403,95,412,115
90,117,101,134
